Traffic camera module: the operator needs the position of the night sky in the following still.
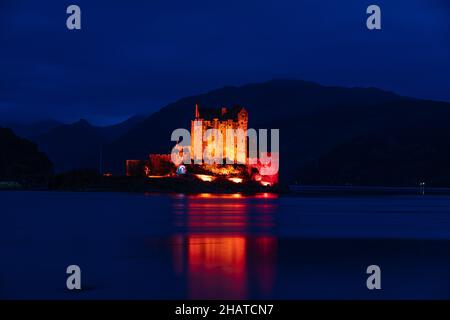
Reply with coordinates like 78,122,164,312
1,0,449,125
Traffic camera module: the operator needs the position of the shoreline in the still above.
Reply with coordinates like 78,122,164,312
2,183,449,196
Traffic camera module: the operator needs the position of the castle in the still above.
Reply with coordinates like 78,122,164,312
126,104,278,187
191,104,248,163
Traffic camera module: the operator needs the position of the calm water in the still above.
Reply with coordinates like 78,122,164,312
1,191,450,299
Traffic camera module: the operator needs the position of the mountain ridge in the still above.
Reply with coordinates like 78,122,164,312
4,79,450,186
105,79,439,182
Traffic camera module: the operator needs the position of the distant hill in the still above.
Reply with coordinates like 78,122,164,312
30,115,145,173
0,127,53,181
97,114,146,143
35,119,105,173
1,119,63,140
298,127,450,186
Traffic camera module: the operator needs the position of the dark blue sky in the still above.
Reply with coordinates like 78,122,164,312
1,0,449,125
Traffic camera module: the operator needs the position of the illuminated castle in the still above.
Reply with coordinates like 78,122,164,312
191,104,248,163
126,104,278,187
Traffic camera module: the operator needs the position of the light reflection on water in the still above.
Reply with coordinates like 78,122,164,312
170,193,278,299
3,191,450,299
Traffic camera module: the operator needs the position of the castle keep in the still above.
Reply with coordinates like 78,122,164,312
191,104,248,163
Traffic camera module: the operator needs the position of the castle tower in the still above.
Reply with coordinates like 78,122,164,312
195,103,200,119
191,104,203,161
236,108,248,164
238,108,248,130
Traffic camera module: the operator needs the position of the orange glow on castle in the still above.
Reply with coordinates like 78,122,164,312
191,104,248,164
126,104,279,187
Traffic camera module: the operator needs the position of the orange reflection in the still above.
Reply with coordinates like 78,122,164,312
254,193,278,199
250,236,277,295
190,193,277,199
172,234,277,299
171,193,278,299
187,235,247,299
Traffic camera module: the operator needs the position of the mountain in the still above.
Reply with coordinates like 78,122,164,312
98,114,146,142
35,119,105,173
0,127,53,181
104,79,450,185
298,127,450,186
1,119,63,140
14,79,450,186
31,115,145,173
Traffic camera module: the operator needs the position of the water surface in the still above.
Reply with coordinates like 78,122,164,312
0,191,449,299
